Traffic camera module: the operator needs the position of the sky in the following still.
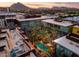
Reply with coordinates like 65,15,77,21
0,2,79,9
0,2,65,8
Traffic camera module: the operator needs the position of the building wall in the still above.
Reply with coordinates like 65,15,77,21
0,7,8,12
42,22,69,38
20,20,41,31
20,21,30,31
55,44,78,57
16,14,25,19
0,13,17,29
0,19,6,28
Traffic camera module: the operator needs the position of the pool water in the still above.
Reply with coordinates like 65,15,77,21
36,43,49,52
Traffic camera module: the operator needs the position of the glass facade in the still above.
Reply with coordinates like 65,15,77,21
55,44,78,57
42,22,69,38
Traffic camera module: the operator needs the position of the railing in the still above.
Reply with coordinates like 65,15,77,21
5,17,16,19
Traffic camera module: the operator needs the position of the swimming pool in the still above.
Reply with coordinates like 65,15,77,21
36,42,49,52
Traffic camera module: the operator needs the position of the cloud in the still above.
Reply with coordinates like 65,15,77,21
0,2,79,9
64,2,79,8
24,2,66,8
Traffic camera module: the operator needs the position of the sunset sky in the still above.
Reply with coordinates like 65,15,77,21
0,2,79,9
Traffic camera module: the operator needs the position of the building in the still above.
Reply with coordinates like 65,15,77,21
42,19,73,38
0,29,11,57
0,12,36,56
0,28,36,57
54,36,79,57
0,13,17,29
0,12,26,30
0,12,36,57
66,25,79,43
54,25,79,57
64,16,79,23
17,16,54,32
9,29,31,57
0,7,9,12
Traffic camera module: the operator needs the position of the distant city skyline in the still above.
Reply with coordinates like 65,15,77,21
0,2,79,9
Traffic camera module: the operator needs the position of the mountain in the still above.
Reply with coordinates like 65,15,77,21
52,6,79,11
10,2,31,11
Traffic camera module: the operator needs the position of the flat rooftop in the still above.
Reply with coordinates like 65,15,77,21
17,16,53,22
54,36,79,56
42,19,73,27
73,25,79,28
10,29,31,56
64,16,79,22
0,13,16,16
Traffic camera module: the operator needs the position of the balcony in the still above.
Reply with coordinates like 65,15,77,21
5,17,16,19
